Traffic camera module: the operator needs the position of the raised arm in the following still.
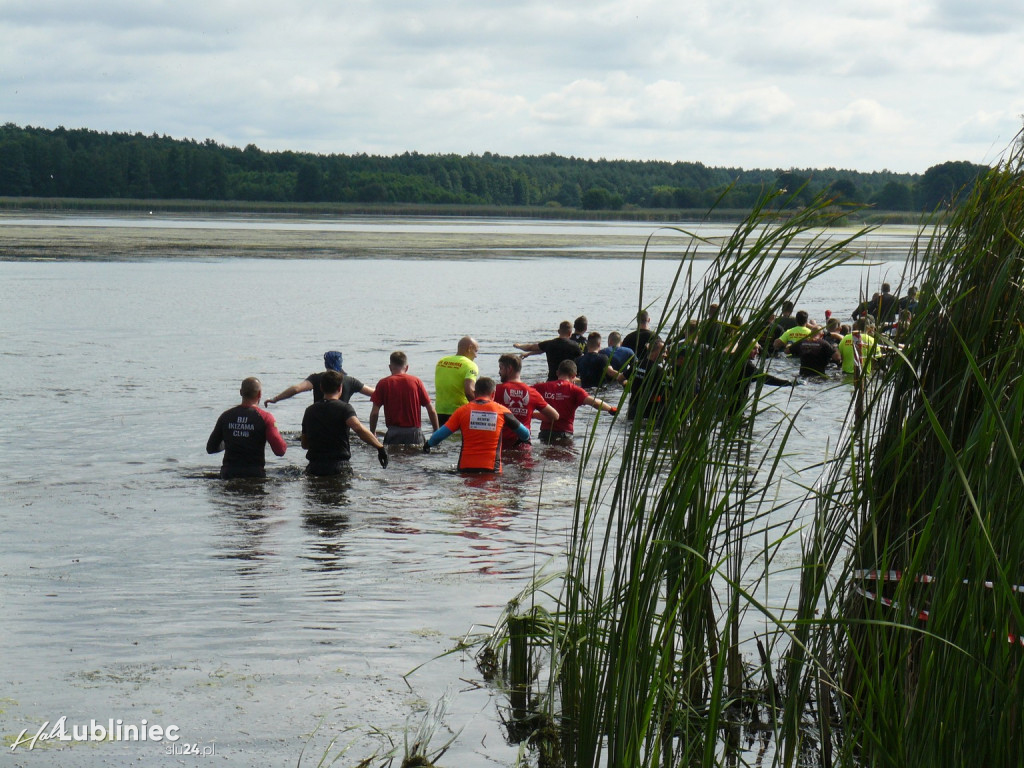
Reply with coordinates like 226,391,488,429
264,379,313,406
513,342,542,357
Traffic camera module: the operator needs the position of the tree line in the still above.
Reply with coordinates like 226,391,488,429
0,123,989,213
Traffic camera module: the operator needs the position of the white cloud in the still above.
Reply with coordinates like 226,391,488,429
0,0,1019,171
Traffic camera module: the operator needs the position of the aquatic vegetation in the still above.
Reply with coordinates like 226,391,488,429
477,141,1024,767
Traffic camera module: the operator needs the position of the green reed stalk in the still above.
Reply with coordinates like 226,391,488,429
475,147,1024,768
779,144,1024,768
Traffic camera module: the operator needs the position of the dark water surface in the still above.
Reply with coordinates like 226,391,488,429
0,215,918,766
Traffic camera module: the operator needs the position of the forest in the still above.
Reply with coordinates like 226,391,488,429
0,123,989,213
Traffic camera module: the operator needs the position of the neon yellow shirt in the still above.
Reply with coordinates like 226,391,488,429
434,354,478,414
838,333,879,375
778,325,813,345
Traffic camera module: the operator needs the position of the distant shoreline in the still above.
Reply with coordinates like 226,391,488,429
0,196,923,226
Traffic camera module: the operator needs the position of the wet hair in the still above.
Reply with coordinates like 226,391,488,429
474,376,497,396
498,353,522,373
240,377,261,399
557,359,578,377
795,310,809,325
389,350,408,368
558,320,573,335
320,369,343,394
574,315,588,332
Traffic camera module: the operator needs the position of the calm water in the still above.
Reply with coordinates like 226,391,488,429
0,214,917,766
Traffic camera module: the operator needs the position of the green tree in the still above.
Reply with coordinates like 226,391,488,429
295,161,324,202
871,180,913,211
917,160,988,210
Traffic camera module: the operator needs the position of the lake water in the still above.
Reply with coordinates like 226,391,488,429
0,214,919,766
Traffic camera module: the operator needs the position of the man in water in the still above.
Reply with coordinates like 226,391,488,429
264,350,373,407
369,351,440,446
772,310,816,355
207,377,287,479
601,331,634,371
575,332,612,388
514,320,583,381
423,377,531,473
838,318,881,375
790,327,841,377
535,360,617,443
434,336,480,424
301,370,388,475
622,310,654,364
767,301,797,355
853,283,899,325
615,336,668,421
570,315,589,351
495,354,559,444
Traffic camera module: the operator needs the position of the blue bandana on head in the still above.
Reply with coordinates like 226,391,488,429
324,351,343,372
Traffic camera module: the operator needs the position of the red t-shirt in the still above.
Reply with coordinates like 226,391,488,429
371,373,431,428
495,380,548,440
535,379,590,433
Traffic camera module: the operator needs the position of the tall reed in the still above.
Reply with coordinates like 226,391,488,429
480,143,1024,768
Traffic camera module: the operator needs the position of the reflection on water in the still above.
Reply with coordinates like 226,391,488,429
0,219,919,767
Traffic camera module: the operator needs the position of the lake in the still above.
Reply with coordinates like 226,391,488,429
0,213,921,765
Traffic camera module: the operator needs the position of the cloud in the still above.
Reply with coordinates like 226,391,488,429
0,0,1019,172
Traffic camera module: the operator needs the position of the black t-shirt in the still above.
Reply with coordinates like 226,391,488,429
575,352,610,388
622,357,666,420
621,329,653,364
538,337,584,381
305,372,365,403
207,405,273,475
793,338,837,376
302,399,356,462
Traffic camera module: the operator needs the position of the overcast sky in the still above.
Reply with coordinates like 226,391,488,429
3,0,1022,173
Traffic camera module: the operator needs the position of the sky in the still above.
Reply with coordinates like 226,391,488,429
3,0,1023,174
